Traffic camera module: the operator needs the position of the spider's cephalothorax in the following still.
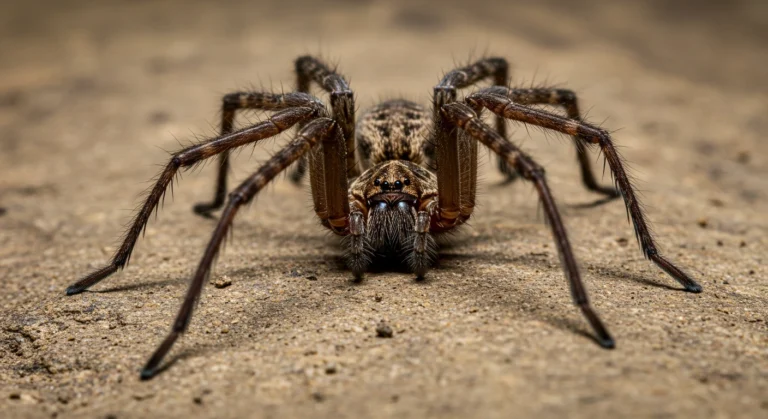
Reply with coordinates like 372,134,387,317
65,55,703,380
347,100,438,276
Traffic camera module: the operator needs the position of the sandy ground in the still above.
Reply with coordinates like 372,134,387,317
1,0,766,418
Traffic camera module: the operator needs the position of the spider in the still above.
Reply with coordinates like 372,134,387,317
65,55,702,380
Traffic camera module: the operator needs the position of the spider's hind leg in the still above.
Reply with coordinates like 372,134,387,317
467,88,701,293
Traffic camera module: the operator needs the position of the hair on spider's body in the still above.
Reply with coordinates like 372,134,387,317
65,55,703,380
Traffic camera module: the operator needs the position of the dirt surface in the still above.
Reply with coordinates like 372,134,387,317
1,1,767,418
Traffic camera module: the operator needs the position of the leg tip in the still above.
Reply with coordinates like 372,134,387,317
603,187,621,199
192,203,216,218
65,285,84,296
685,282,703,293
598,336,616,349
139,368,156,381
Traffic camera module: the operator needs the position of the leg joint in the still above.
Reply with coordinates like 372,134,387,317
221,92,245,110
554,89,577,105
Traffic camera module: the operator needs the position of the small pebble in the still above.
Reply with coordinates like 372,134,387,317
212,276,232,289
324,363,337,374
376,321,394,338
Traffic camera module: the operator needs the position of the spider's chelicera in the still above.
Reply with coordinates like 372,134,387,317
65,56,702,380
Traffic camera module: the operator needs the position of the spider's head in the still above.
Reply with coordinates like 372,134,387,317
353,161,437,253
362,161,427,212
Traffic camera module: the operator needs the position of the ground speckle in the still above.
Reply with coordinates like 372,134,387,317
376,321,394,338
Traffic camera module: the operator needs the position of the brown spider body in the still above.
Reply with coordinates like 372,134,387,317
345,100,440,273
65,55,703,380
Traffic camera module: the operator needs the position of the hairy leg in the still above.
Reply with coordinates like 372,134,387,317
345,208,370,280
141,118,338,379
194,92,324,216
66,97,324,295
433,57,514,179
485,86,618,197
409,200,437,278
433,57,510,226
442,101,614,348
291,55,358,182
467,88,702,293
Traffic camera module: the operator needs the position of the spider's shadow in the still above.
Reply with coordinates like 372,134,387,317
84,277,186,294
86,229,687,375
568,194,620,209
489,177,620,209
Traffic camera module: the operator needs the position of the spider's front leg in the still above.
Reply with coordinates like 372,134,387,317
467,88,702,293
441,102,614,348
65,93,324,295
141,117,340,379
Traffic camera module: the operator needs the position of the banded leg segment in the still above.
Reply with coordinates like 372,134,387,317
466,88,702,293
433,57,509,227
308,113,351,234
345,208,369,279
65,104,323,295
409,201,437,278
484,86,618,197
141,118,338,380
441,102,614,348
294,55,358,179
195,92,326,216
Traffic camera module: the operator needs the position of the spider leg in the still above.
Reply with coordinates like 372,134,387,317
291,55,358,182
345,207,370,280
141,118,338,380
484,86,619,197
466,88,702,293
65,96,324,295
409,200,438,279
433,57,510,226
441,102,614,348
434,57,515,181
194,92,324,216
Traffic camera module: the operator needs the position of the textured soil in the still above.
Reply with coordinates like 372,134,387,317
1,1,766,418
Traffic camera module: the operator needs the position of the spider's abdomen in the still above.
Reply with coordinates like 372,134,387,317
356,99,430,169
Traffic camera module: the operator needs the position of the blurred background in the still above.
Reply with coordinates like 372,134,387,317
1,1,766,418
1,0,766,203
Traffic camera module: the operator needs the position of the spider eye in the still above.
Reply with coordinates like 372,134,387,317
382,180,390,190
374,179,380,186
394,180,403,189
403,178,410,186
